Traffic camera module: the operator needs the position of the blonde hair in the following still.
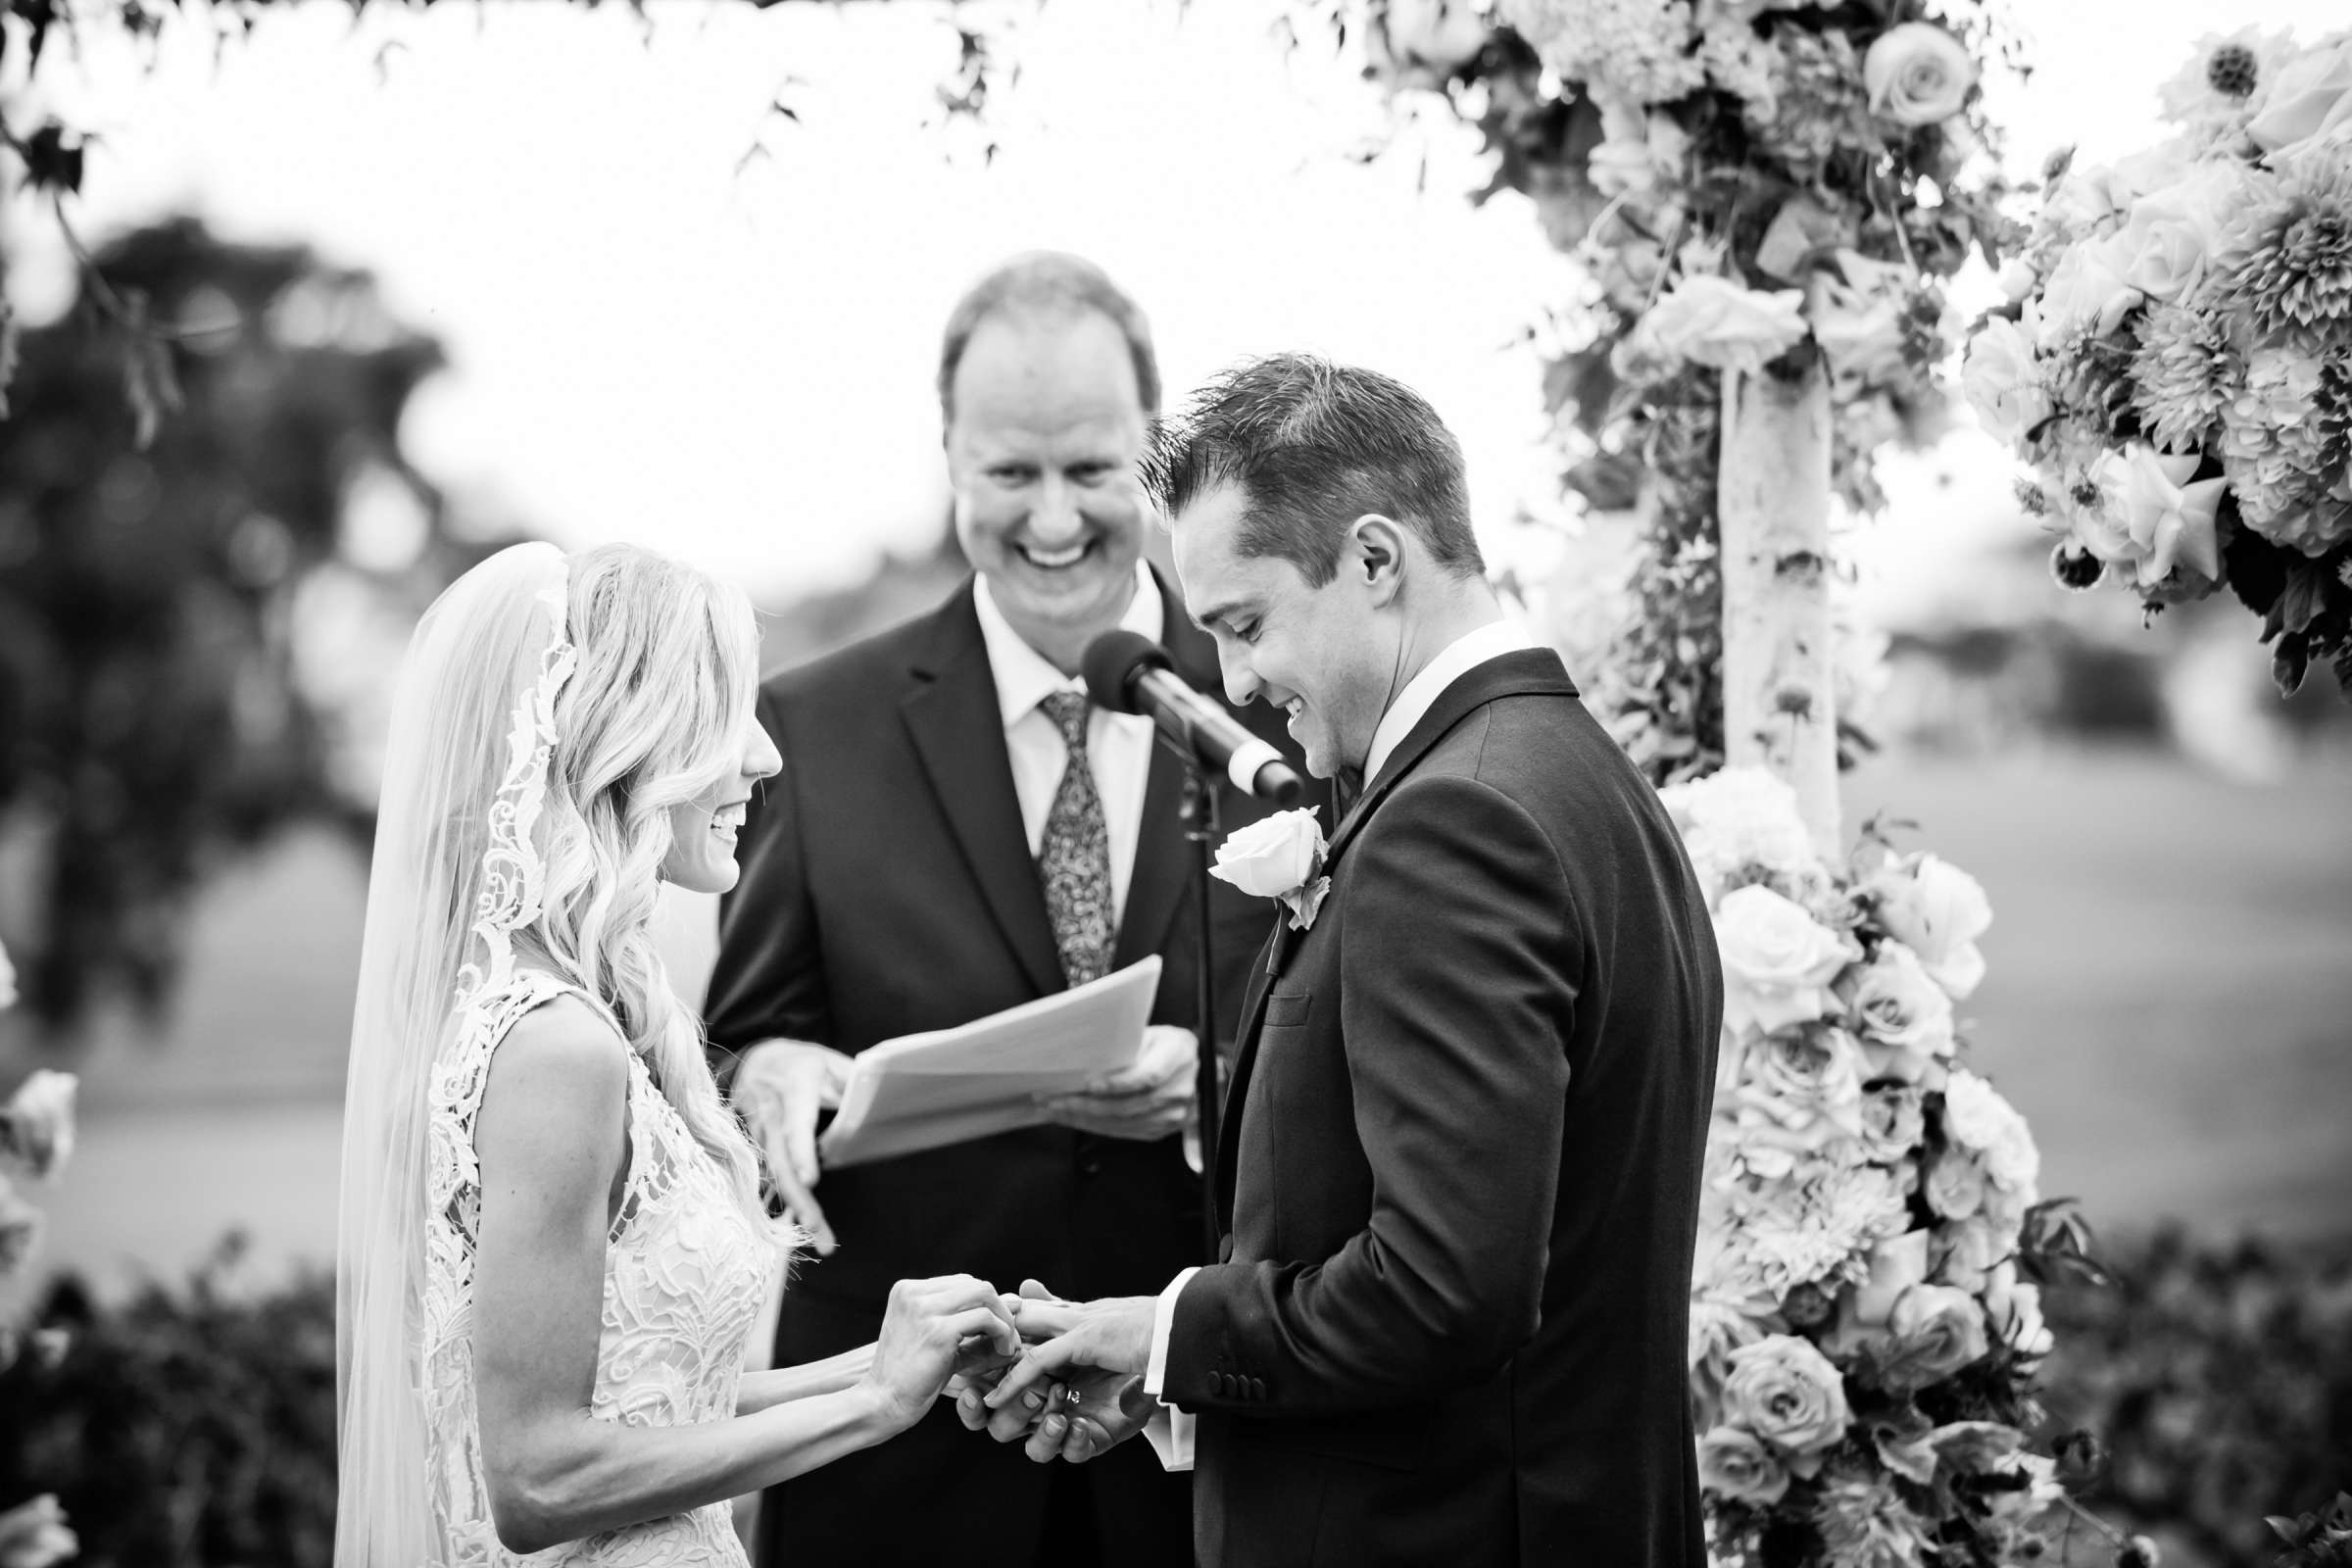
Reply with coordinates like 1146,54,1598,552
516,543,782,1245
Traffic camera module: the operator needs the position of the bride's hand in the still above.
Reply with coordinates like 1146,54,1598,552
858,1276,1019,1433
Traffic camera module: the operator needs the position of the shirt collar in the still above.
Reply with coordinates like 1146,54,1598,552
972,562,1164,729
1360,617,1541,786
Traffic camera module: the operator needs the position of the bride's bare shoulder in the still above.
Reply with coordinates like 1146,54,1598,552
482,990,630,1125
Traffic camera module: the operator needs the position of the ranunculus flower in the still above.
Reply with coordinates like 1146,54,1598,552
1642,274,1810,376
1721,1335,1853,1470
1865,855,1990,1000
1716,884,1857,1036
1962,312,2053,447
2247,34,2352,154
1939,1069,2040,1194
1863,23,1976,127
1841,943,1956,1082
1209,808,1324,899
1698,1426,1791,1504
2093,443,2228,587
1884,1282,1991,1383
0,1071,76,1183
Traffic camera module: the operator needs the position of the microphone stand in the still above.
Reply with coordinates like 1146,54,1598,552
1173,745,1225,1264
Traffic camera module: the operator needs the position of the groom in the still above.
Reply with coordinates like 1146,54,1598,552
976,356,1724,1566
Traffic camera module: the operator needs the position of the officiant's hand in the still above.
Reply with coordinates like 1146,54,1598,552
1036,1024,1197,1142
957,1281,1157,1462
733,1038,854,1255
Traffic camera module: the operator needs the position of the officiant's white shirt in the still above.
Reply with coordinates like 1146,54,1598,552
973,563,1161,915
1138,612,1540,1471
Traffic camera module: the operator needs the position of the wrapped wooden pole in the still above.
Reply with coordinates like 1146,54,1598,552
1717,357,1841,857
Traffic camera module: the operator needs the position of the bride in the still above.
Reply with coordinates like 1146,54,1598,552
335,541,1020,1565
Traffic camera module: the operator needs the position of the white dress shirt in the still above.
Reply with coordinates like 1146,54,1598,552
971,564,1162,916
1135,613,1543,1472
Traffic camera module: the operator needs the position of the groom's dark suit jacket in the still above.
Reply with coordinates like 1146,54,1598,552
704,569,1327,1568
1162,648,1723,1568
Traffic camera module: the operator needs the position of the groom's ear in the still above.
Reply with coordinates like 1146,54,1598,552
1347,514,1408,607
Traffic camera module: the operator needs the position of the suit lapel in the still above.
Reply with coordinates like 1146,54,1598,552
1322,648,1580,871
901,583,1066,999
1213,916,1289,1229
1209,648,1581,1232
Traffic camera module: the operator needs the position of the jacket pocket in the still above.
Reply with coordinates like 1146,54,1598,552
1261,988,1311,1028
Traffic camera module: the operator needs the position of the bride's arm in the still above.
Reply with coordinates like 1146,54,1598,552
734,1347,872,1413
470,1000,1014,1555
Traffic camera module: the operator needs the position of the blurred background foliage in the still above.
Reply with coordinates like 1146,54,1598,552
0,216,506,1030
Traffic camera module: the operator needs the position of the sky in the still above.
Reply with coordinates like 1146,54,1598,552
7,0,2345,616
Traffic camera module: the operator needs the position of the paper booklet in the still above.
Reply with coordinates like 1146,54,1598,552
815,956,1163,1168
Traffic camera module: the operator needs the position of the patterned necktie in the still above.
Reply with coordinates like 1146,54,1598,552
1036,691,1116,989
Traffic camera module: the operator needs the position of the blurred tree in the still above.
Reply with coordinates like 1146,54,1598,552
0,215,495,1031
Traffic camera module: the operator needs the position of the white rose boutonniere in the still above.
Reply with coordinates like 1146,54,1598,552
1210,808,1331,931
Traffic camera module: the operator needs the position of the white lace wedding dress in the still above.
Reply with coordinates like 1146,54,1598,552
416,968,778,1566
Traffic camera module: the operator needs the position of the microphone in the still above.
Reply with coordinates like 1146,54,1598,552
1082,630,1304,805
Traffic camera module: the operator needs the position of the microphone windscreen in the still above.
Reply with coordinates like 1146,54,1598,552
1081,629,1171,715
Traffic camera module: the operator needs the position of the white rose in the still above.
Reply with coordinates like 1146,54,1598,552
1940,1069,2040,1195
1721,1335,1853,1466
1698,1426,1791,1504
1885,1282,1991,1382
1209,808,1325,899
2248,34,2352,155
1643,275,1811,376
1841,943,1956,1082
2035,235,2140,345
2118,163,2266,303
2093,444,2227,587
0,1070,76,1184
1716,885,1858,1036
1961,313,2052,448
1866,855,1991,1000
1863,23,1976,127
1858,1083,1927,1163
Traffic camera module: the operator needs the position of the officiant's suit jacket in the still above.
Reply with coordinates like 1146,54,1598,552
1162,648,1724,1568
703,568,1327,1568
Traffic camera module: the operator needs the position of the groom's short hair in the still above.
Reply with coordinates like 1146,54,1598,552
1145,354,1485,586
938,252,1161,422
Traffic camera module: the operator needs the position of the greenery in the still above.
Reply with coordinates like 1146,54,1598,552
0,1237,336,1568
2038,1226,2352,1568
0,217,500,1030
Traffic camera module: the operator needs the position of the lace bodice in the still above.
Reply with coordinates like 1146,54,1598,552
419,970,778,1566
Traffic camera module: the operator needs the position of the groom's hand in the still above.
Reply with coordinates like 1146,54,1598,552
1036,1025,1197,1142
957,1282,1158,1462
732,1038,854,1255
984,1289,1155,1417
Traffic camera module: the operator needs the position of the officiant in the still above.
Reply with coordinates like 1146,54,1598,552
704,252,1327,1568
